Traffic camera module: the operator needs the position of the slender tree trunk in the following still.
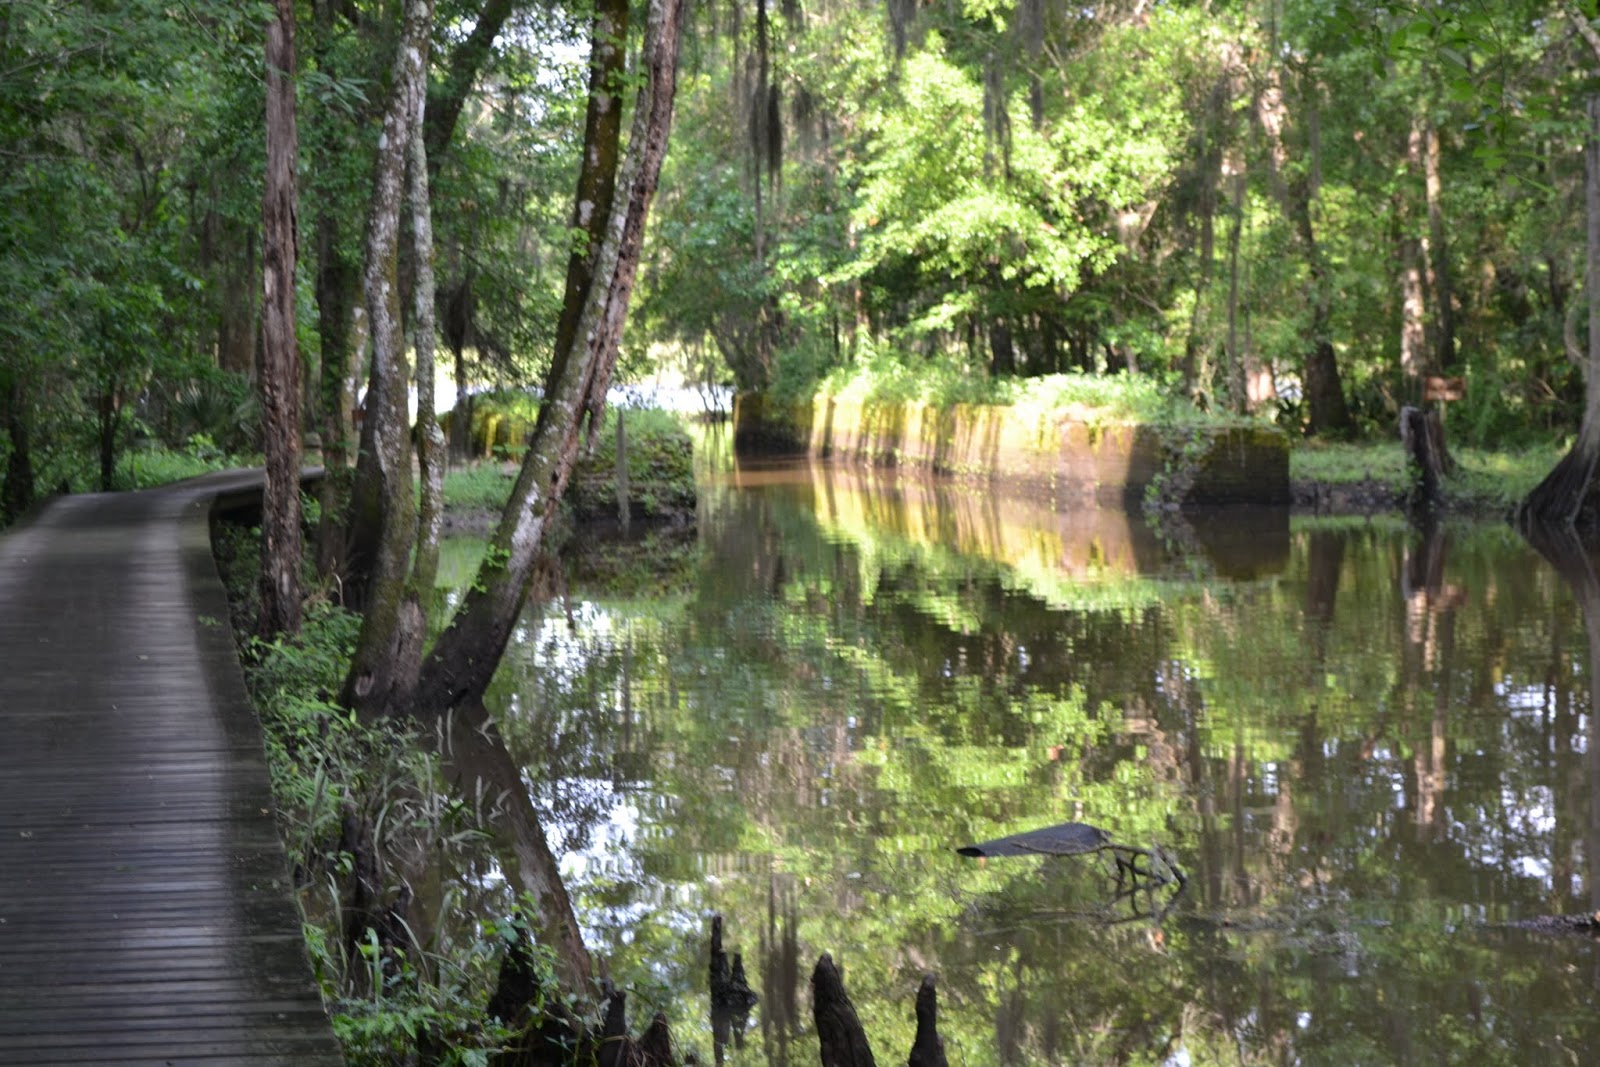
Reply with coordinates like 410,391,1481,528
314,209,357,580
411,0,687,719
259,0,304,638
312,0,360,582
96,383,119,491
423,0,515,168
1398,207,1426,391
1254,65,1346,433
1,371,34,521
410,90,444,596
1422,118,1456,371
218,225,260,376
1183,113,1218,396
340,0,435,713
1224,159,1247,411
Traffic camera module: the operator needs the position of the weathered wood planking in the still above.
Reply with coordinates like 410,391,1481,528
0,473,342,1065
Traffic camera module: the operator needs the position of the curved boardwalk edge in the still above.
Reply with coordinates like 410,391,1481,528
0,472,343,1066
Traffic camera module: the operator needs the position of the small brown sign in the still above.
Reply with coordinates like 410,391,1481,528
1423,376,1465,403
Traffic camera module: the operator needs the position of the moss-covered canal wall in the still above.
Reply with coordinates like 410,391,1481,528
733,391,1290,508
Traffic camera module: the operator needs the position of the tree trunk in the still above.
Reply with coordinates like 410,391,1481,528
990,320,1015,376
1183,115,1219,396
1255,65,1347,434
314,205,358,581
1,372,35,522
96,383,119,491
340,0,435,714
1423,117,1456,371
217,225,260,376
312,0,361,582
410,0,686,720
1521,94,1600,530
1399,222,1426,389
540,0,629,435
259,0,304,638
1223,160,1250,412
410,82,444,596
424,0,515,168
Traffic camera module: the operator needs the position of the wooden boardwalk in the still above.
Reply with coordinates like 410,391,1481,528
0,473,343,1065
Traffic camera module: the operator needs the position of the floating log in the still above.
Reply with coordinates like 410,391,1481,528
812,954,877,1067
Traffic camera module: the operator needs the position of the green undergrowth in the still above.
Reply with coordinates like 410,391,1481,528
1290,439,1562,513
442,463,516,511
790,355,1250,428
442,407,697,523
120,441,248,488
213,522,534,1065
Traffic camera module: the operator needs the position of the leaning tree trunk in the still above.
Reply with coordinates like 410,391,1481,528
409,0,686,720
1520,94,1600,530
259,0,304,638
538,0,629,437
339,0,435,714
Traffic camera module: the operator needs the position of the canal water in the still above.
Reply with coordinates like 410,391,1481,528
453,456,1600,1065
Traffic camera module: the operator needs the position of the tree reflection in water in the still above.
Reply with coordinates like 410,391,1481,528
440,464,1600,1064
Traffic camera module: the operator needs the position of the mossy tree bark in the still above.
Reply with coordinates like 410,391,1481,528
408,0,687,721
538,0,629,439
409,81,444,597
340,0,435,714
259,0,304,638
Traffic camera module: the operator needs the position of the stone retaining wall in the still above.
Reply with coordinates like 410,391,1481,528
734,391,1289,508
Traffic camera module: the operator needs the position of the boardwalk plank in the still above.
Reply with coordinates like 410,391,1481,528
0,474,343,1065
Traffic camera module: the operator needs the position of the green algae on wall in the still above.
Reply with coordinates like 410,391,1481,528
734,391,1289,508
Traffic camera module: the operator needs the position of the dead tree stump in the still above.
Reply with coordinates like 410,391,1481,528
907,975,948,1067
813,954,877,1067
1400,405,1453,512
709,914,758,1062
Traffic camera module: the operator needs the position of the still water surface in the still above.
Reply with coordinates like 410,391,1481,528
460,458,1600,1065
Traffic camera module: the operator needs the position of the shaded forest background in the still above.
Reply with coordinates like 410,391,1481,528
3,0,1599,518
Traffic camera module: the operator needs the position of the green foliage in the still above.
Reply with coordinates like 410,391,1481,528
566,407,697,520
118,444,234,490
812,356,1244,429
216,519,540,1066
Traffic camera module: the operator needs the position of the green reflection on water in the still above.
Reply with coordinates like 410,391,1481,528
461,462,1600,1065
